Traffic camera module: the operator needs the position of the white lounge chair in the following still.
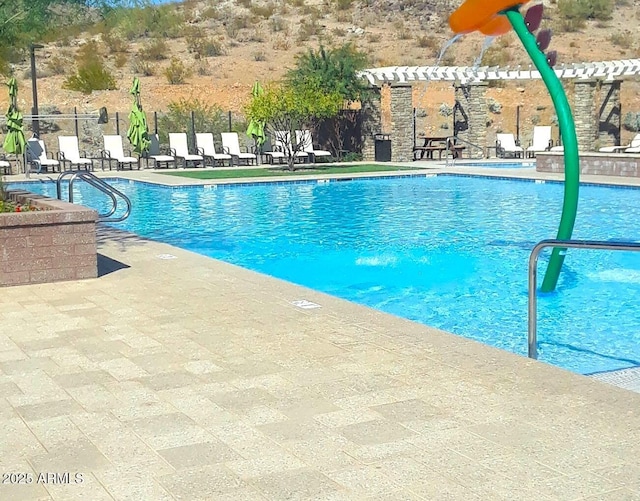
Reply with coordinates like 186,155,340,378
262,136,287,165
195,133,232,167
221,132,257,166
296,129,332,162
169,133,204,168
147,134,177,169
599,134,640,153
273,130,308,163
495,133,524,158
26,138,60,173
526,126,553,157
57,136,93,170
101,135,139,171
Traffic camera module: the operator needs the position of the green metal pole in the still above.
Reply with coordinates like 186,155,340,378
505,8,580,292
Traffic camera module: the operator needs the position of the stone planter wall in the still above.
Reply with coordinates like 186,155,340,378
1,190,98,287
536,152,640,177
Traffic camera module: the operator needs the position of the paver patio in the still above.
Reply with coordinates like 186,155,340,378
2,164,640,500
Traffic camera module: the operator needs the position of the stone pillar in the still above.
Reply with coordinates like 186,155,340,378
573,79,598,151
598,79,621,148
454,81,487,159
390,84,413,162
361,86,381,162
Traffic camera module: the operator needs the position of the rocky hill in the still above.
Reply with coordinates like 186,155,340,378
3,0,640,145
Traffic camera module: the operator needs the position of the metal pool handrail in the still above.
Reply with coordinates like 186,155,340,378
444,136,486,167
528,239,640,359
56,170,131,223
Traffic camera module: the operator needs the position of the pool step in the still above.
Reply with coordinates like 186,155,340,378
590,366,640,393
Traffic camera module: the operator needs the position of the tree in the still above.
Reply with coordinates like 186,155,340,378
246,84,342,171
286,43,370,105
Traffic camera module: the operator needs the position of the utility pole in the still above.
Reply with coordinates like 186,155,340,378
30,43,44,137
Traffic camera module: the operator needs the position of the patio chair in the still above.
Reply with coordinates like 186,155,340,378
599,133,640,153
169,133,204,168
526,126,553,158
146,134,177,169
26,138,60,173
262,135,287,164
296,129,332,162
195,133,232,167
221,132,257,166
272,130,308,164
57,136,93,170
495,133,524,158
101,135,139,171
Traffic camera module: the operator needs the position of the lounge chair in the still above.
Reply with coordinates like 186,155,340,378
599,134,640,153
57,136,93,170
273,130,308,164
495,133,524,158
169,133,204,168
296,129,332,162
26,138,60,173
262,136,287,164
195,133,232,167
146,134,177,169
221,132,257,166
526,126,553,158
101,135,139,171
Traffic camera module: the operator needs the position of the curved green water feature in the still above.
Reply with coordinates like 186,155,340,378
505,7,580,292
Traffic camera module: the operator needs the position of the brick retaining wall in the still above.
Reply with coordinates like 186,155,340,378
1,191,98,287
536,152,640,177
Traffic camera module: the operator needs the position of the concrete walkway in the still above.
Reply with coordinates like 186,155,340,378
2,226,640,500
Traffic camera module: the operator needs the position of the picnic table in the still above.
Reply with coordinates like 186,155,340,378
413,136,465,160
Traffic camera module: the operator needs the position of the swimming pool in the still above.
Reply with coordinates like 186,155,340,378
11,175,640,375
454,161,535,168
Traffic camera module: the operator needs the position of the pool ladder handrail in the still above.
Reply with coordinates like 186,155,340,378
56,170,131,223
528,238,640,360
444,136,486,167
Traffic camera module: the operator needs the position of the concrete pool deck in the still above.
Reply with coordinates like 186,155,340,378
2,163,640,500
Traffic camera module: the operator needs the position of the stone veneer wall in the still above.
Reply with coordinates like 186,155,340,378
573,79,598,151
598,80,621,149
454,81,487,159
389,84,413,162
1,191,98,287
536,151,640,177
361,86,382,162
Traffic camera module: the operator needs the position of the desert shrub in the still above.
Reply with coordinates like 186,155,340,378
439,103,453,117
225,15,250,38
164,57,191,84
394,20,411,40
63,61,117,94
609,32,633,49
102,31,128,54
45,55,69,76
157,98,231,145
253,51,266,61
367,33,381,43
131,58,155,76
111,5,185,40
187,32,224,58
273,36,291,51
114,53,128,68
623,112,640,132
416,35,438,49
488,98,502,114
270,15,286,32
557,0,613,31
139,39,168,61
335,0,354,9
297,19,320,42
250,2,276,18
481,46,512,66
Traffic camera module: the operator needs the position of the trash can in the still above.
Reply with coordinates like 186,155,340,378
374,133,391,162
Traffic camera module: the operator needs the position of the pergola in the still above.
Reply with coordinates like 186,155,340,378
357,59,638,162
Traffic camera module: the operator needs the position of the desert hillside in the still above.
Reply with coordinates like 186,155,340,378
3,0,640,145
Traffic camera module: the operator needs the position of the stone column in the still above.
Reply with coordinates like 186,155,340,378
390,84,413,162
598,79,621,148
454,81,487,159
361,86,381,162
573,79,598,151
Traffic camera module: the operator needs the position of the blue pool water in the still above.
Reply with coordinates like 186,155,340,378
454,162,535,168
11,175,640,375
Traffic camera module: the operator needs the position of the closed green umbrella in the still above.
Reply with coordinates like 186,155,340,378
127,77,150,154
3,78,26,155
246,81,266,147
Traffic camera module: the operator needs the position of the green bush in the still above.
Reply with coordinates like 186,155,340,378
139,39,169,61
63,60,117,94
186,30,225,58
623,112,640,132
157,98,245,146
557,0,614,31
164,57,191,85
